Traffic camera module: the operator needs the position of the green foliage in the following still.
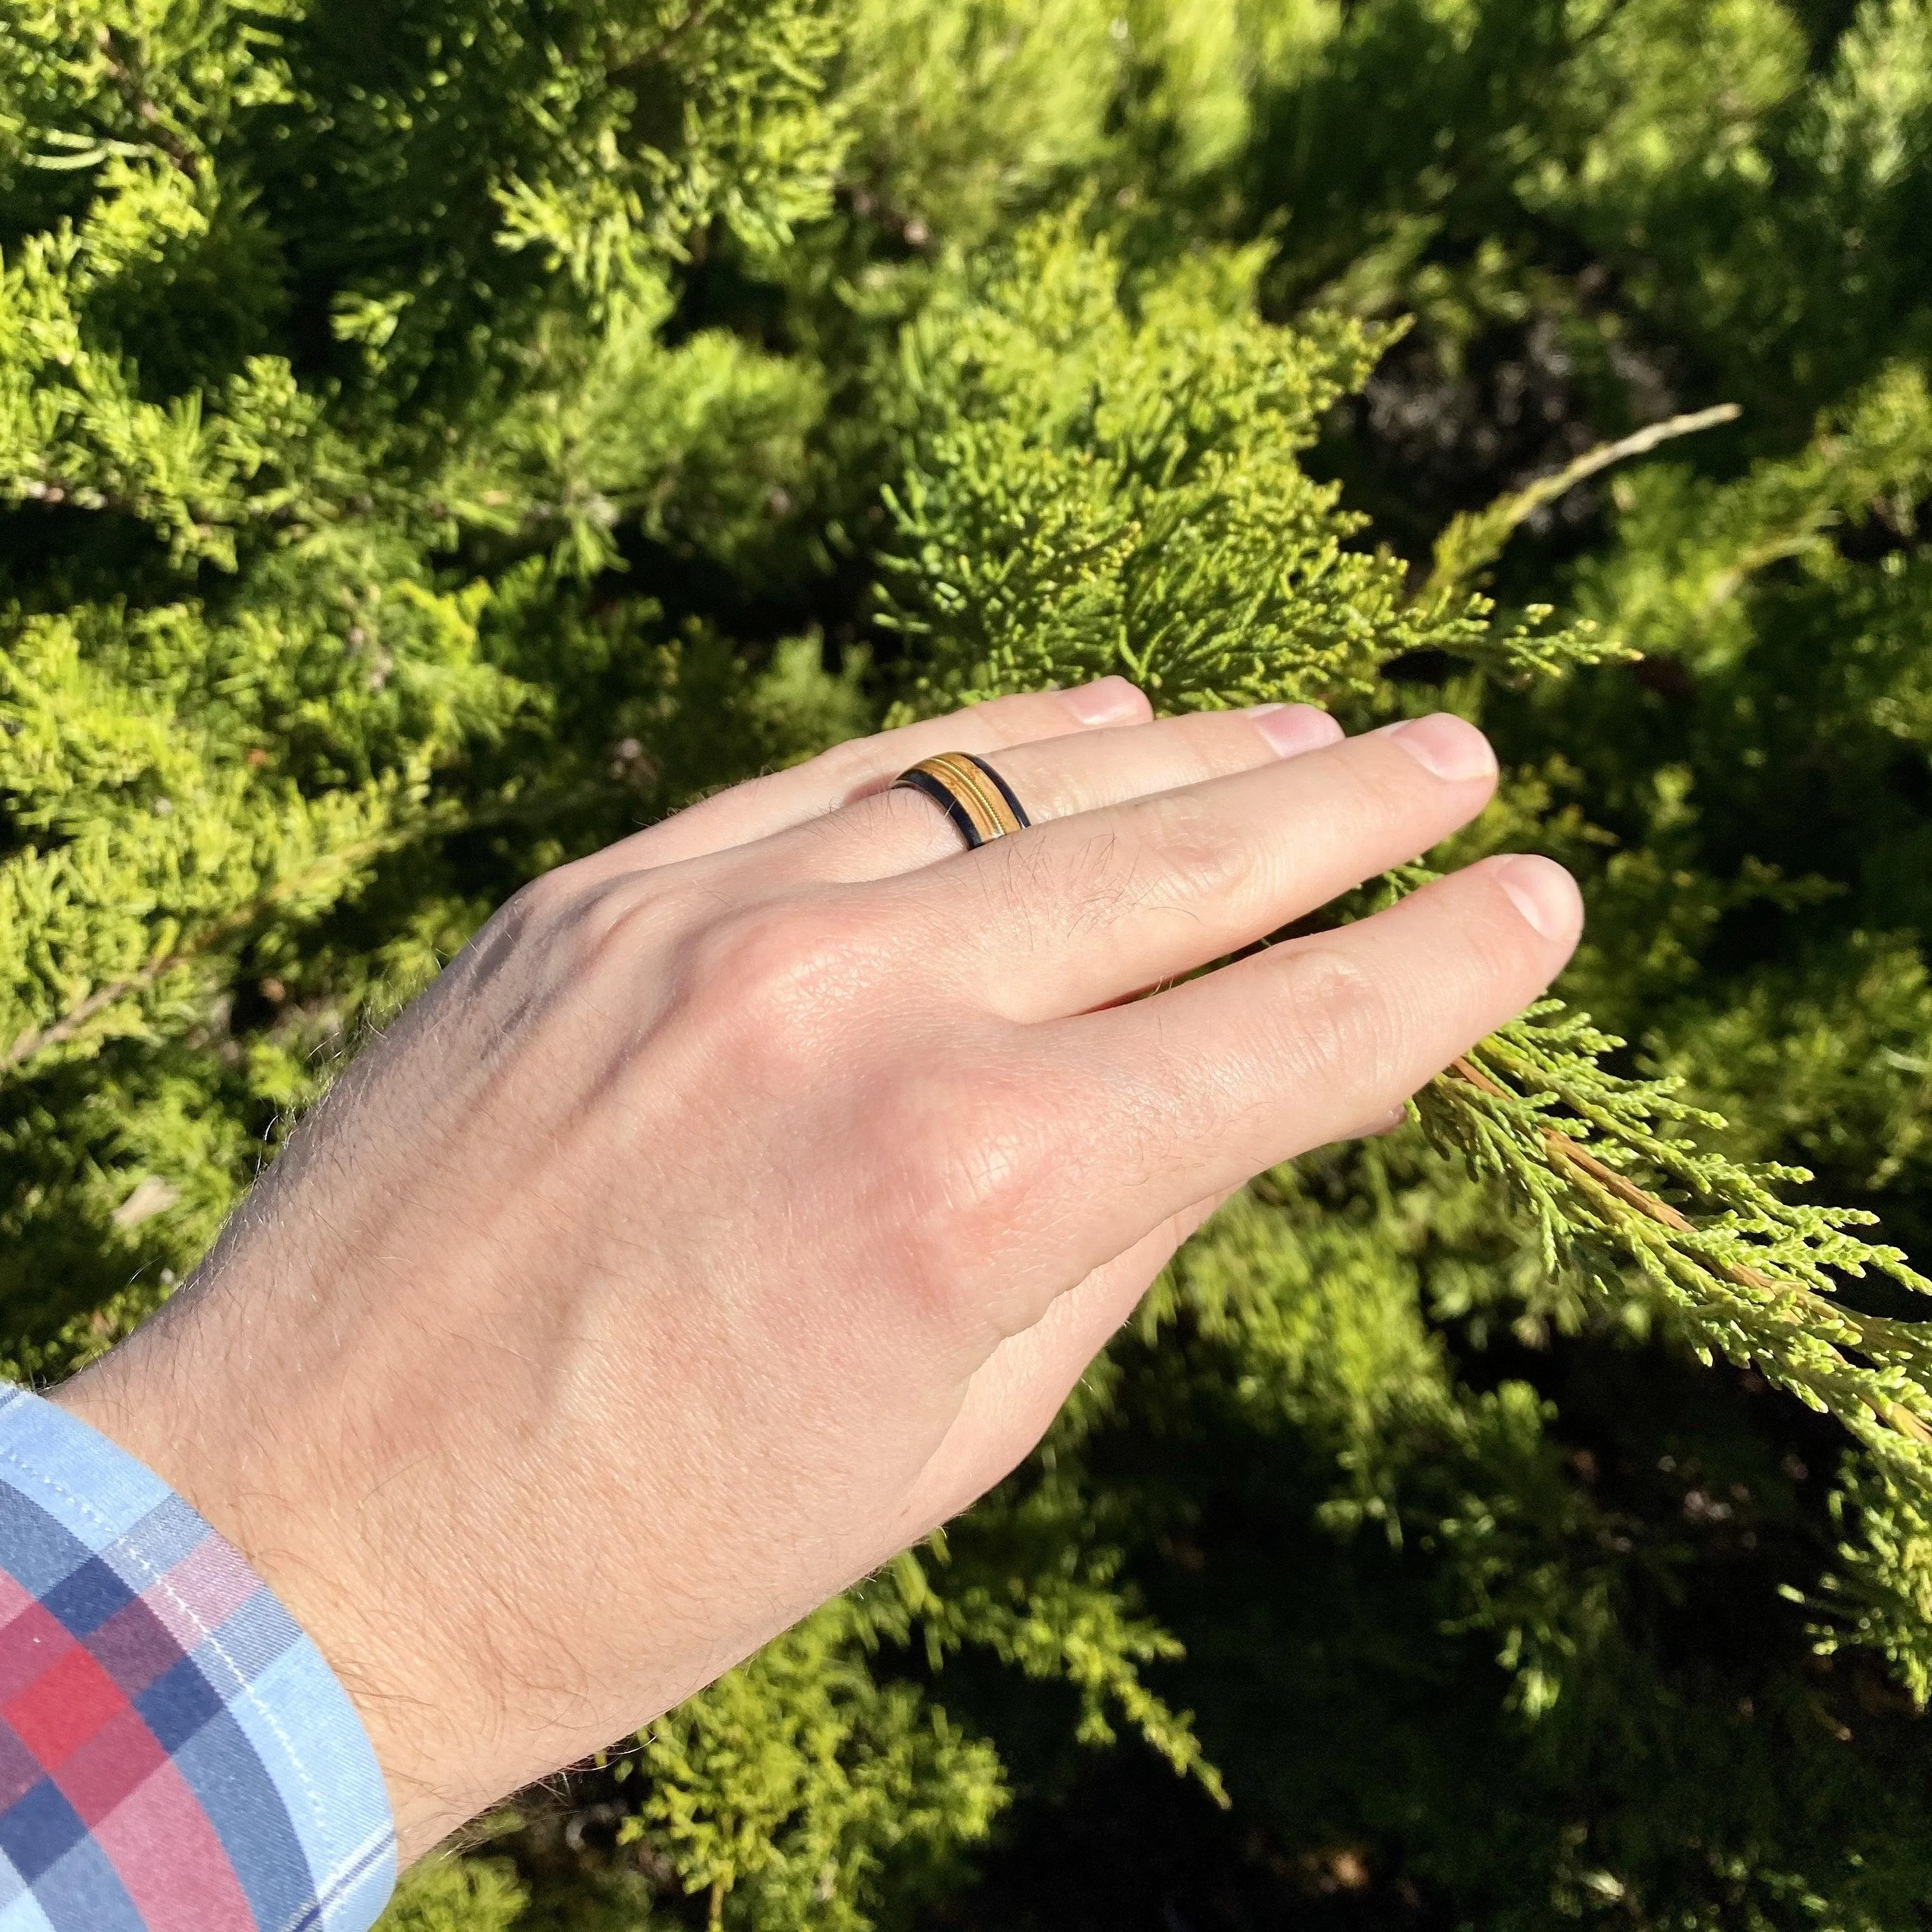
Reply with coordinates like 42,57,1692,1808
837,0,1123,244
877,217,1614,710
3,0,1932,1927
381,1855,530,1932
613,1606,1006,1931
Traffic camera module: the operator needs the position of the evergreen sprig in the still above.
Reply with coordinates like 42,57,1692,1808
1425,1015,1932,1459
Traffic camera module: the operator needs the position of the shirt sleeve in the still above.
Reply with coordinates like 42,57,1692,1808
0,1384,397,1932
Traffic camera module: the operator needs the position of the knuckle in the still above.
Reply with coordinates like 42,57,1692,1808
1048,793,1257,931
452,866,587,991
1342,740,1439,825
682,894,894,1032
787,778,949,868
1170,709,1282,777
933,1089,1042,1238
801,735,884,804
636,896,906,1103
1135,792,1261,903
567,872,709,971
500,866,578,931
1265,943,1404,1093
864,783,959,849
905,1070,1027,1223
872,1059,1056,1319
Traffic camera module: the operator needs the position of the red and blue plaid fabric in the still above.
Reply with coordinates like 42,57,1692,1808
0,1385,395,1932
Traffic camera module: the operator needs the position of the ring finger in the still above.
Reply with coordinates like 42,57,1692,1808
766,702,1347,883
568,678,1154,886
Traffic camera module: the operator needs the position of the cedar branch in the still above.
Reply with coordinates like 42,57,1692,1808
1445,1056,1932,1447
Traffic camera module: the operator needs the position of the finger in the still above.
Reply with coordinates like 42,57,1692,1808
887,712,1502,1022
776,702,1346,883
578,679,1151,882
912,854,1577,1354
1039,855,1582,1264
898,1189,1234,1534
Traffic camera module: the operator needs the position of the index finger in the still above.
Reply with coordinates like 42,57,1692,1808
946,854,1581,1344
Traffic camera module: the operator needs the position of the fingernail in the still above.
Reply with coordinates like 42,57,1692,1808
1495,855,1583,942
1381,713,1497,782
1067,677,1148,724
1248,703,1345,758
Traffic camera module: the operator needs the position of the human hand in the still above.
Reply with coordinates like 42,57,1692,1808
53,679,1580,1859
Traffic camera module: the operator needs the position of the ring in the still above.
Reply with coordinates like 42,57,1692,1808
893,752,1032,850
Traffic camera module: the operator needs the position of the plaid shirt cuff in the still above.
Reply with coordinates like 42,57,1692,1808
0,1384,397,1932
